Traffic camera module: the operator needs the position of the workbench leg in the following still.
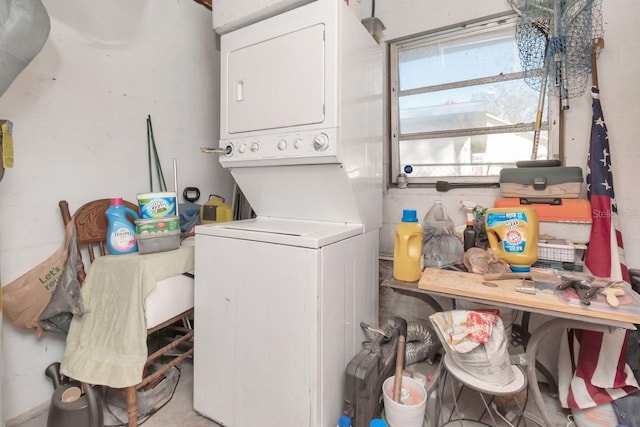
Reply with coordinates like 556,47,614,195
525,319,614,427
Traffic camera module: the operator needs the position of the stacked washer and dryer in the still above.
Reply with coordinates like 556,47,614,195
193,1,382,425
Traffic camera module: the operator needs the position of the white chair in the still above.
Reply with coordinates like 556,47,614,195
438,352,527,426
429,310,527,427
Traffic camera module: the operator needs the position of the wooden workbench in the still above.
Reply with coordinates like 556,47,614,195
417,268,640,327
383,267,640,427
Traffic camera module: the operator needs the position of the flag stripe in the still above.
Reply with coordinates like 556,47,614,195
557,86,638,409
584,195,613,278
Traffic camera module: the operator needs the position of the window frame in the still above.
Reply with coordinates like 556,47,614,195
388,12,560,187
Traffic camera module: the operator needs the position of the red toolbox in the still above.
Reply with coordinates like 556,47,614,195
495,197,591,223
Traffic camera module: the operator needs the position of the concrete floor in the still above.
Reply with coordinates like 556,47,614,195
12,361,217,427
14,356,569,427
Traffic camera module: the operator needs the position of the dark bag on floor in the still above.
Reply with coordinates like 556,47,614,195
343,317,407,427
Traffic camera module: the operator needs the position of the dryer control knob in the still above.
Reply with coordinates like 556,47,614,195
313,133,329,151
238,143,247,154
293,138,303,149
250,142,260,152
277,139,287,150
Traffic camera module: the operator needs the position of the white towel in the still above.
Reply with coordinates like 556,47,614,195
61,245,194,388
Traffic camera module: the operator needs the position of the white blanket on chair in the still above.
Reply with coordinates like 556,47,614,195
60,245,194,388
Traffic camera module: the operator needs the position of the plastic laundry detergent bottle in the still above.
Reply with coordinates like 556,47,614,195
485,207,539,272
106,197,139,255
393,209,424,282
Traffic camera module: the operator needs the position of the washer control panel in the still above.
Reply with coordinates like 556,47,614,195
220,128,339,166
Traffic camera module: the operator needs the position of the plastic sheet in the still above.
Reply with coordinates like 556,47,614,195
39,225,84,334
0,0,50,96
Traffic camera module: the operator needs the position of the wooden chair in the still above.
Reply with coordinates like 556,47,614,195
59,199,194,427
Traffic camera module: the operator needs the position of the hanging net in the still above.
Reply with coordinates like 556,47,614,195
511,0,603,99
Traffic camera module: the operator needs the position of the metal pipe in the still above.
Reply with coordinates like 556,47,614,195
200,146,232,155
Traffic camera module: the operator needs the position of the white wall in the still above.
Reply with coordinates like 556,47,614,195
0,0,230,422
373,0,640,273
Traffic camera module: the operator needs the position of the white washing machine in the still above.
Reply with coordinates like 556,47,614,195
195,1,382,425
194,218,378,426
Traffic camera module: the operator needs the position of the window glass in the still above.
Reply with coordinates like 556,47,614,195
390,15,558,184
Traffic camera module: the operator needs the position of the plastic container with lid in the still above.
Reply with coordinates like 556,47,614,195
393,209,424,282
137,191,177,219
135,216,180,235
136,230,180,255
337,415,351,427
199,194,233,224
106,197,139,255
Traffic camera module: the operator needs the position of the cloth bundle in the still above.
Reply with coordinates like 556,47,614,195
430,310,514,386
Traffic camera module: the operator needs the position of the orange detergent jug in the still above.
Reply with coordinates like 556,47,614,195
485,207,539,272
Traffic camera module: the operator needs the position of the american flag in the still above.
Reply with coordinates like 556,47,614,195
557,86,638,409
585,87,629,282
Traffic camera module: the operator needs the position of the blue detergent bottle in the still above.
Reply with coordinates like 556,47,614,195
106,197,139,255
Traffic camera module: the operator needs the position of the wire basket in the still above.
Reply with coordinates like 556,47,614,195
537,239,575,262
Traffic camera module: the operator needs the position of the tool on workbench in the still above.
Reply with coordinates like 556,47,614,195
601,285,625,307
483,272,532,281
481,281,498,287
515,279,536,294
557,274,599,305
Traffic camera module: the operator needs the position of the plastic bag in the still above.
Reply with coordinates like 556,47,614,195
422,200,456,241
430,310,514,386
0,0,51,96
463,247,511,275
423,234,464,268
422,201,463,268
2,220,74,336
178,202,201,238
38,224,84,334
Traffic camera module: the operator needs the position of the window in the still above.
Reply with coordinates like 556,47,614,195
389,13,559,185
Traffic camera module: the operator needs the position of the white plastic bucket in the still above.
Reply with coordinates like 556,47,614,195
382,376,427,427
